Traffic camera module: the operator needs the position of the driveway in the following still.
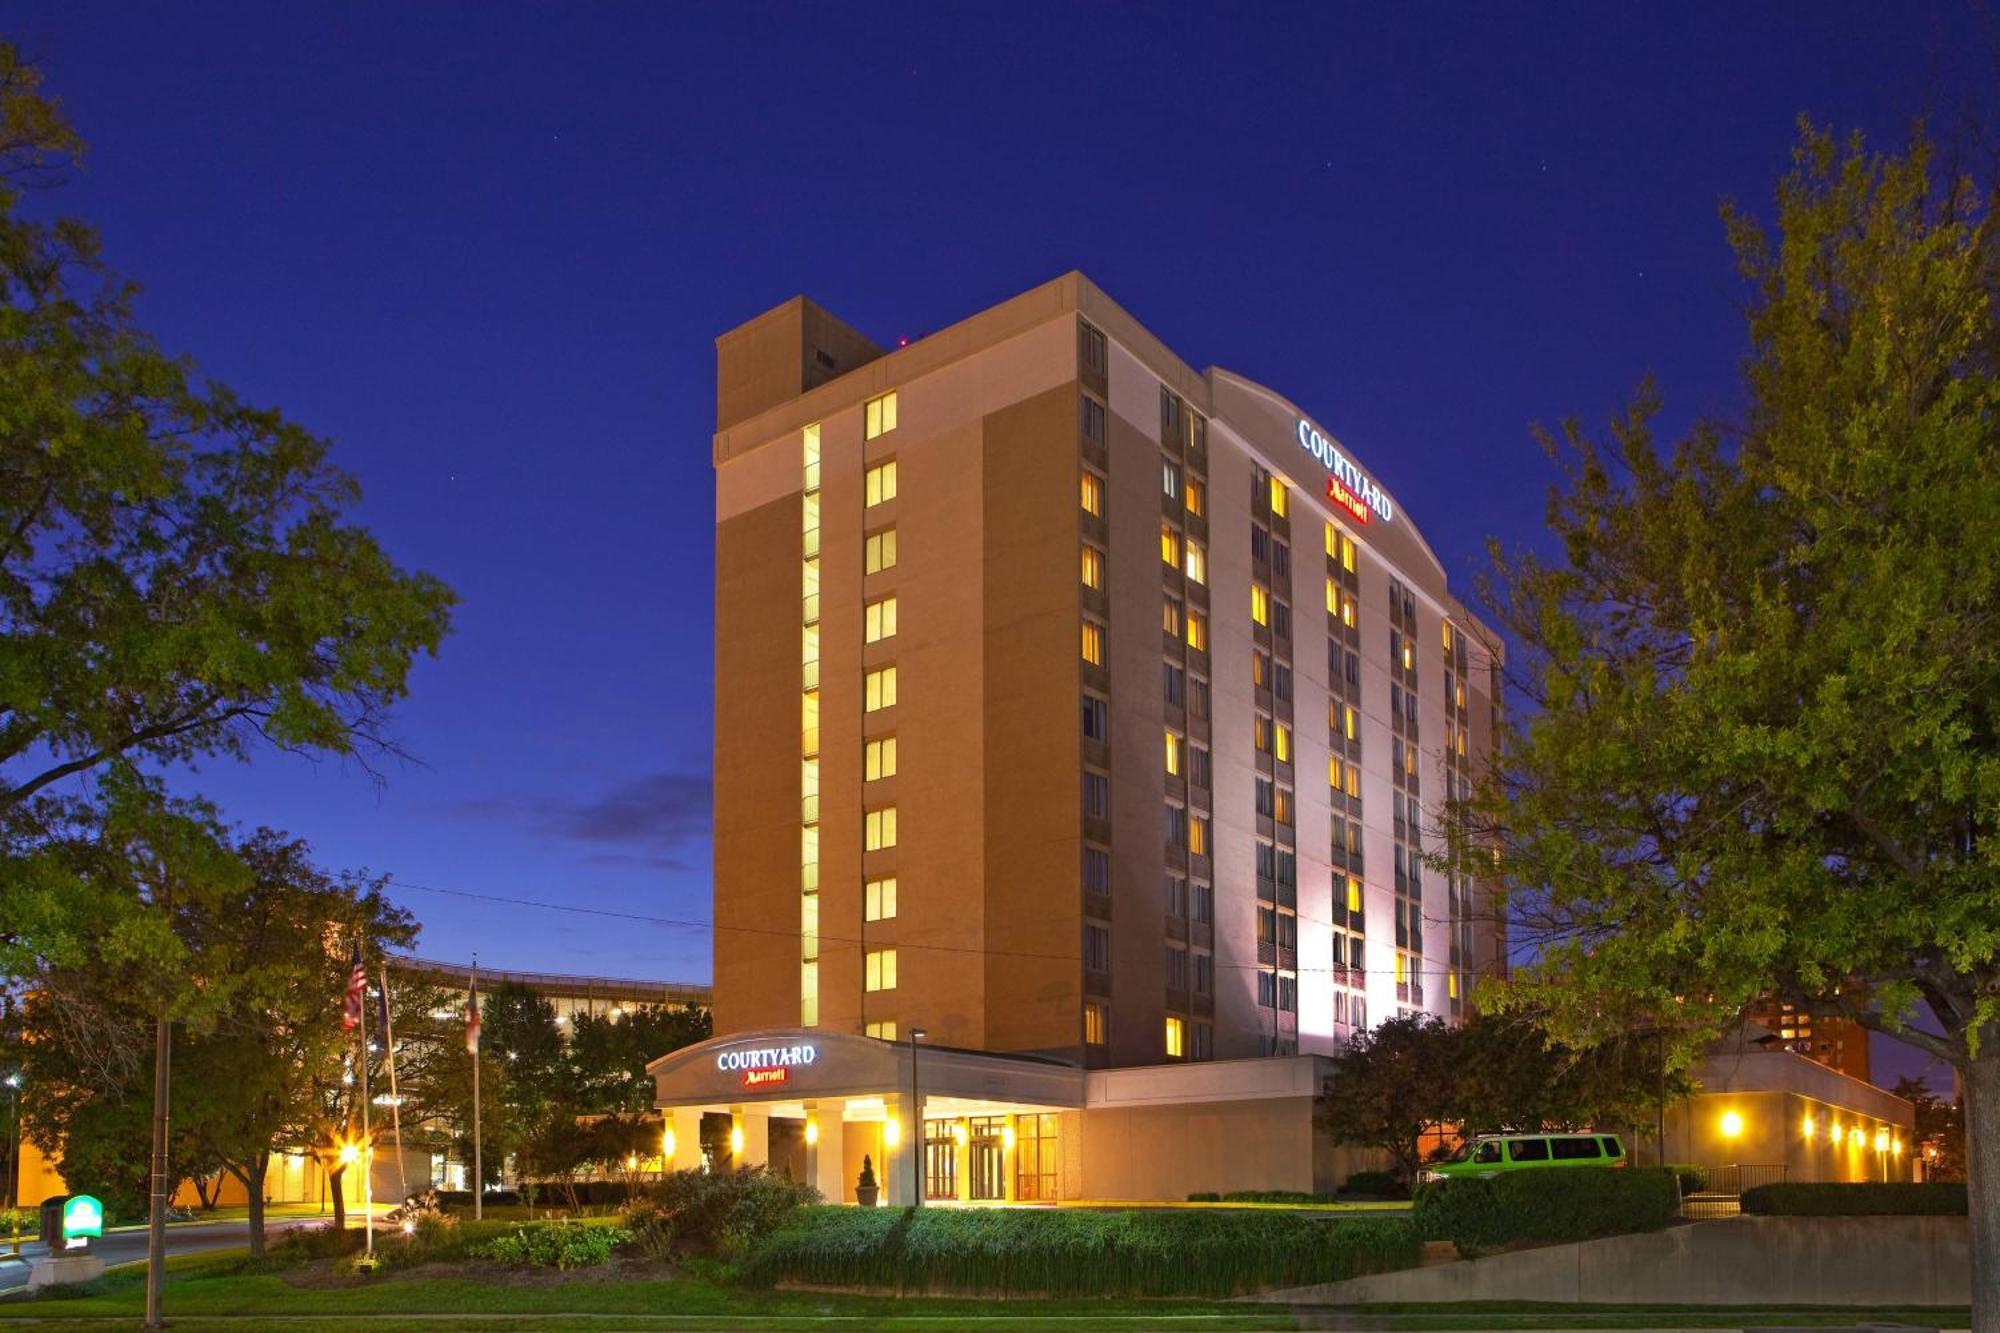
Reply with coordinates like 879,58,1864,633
0,1215,331,1293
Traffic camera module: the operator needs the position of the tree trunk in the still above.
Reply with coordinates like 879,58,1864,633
328,1163,346,1230
225,1156,269,1259
1965,1046,1999,1333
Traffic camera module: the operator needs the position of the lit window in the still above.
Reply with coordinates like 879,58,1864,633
1448,971,1460,1000
1275,724,1292,764
1189,813,1209,856
1185,541,1207,585
803,423,822,490
1251,584,1270,626
1185,477,1205,516
801,690,820,755
1269,477,1289,517
1347,877,1363,913
1394,952,1408,984
801,959,818,1026
1343,704,1358,740
1081,544,1104,590
865,948,898,991
1165,730,1184,777
864,391,898,440
865,460,898,506
865,596,899,643
864,806,898,851
864,736,897,781
1084,1002,1107,1046
1081,471,1104,517
1325,523,1339,558
1162,460,1182,500
1165,1016,1185,1058
865,528,898,573
1326,579,1339,615
1161,522,1181,568
1255,714,1272,753
1341,593,1357,628
1163,597,1182,636
865,666,898,712
1186,609,1207,651
865,1020,897,1040
1342,533,1357,572
865,876,898,921
1081,620,1105,666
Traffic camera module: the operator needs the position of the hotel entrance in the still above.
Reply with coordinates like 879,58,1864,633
967,1116,1007,1200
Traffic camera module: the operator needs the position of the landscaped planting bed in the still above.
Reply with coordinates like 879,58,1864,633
1413,1168,1679,1256
1740,1182,1968,1215
739,1204,1419,1297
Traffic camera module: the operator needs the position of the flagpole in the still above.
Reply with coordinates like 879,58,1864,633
359,973,373,1261
380,965,408,1205
470,957,482,1223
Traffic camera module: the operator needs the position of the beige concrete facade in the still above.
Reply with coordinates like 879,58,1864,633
711,272,1506,1068
1667,1045,1915,1183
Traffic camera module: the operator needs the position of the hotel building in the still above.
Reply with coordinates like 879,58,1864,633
652,272,1508,1203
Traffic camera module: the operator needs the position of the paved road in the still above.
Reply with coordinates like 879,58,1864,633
0,1215,331,1293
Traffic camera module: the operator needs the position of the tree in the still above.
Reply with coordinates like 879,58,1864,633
1450,1010,1683,1139
1315,1013,1460,1183
1456,123,2000,1326
568,1004,710,1114
1893,1076,1967,1182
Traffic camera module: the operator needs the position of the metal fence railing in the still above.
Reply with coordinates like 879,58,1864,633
1680,1163,1789,1219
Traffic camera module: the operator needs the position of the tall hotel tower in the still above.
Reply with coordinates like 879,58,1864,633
711,273,1505,1071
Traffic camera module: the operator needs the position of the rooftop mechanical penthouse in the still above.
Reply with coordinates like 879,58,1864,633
679,272,1509,1203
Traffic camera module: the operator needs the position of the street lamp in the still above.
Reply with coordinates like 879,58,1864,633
3,1072,20,1212
908,1028,928,1208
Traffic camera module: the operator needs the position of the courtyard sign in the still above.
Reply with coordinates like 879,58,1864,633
1296,419,1393,525
715,1043,818,1076
60,1195,103,1249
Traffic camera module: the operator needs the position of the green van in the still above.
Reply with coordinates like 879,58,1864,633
1418,1132,1627,1183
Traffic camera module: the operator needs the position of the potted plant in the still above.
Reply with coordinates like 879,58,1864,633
855,1155,879,1207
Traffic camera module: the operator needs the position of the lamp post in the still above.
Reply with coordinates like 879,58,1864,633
3,1072,20,1212
908,1028,928,1208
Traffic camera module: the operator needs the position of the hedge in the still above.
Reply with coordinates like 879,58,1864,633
1414,1168,1679,1255
740,1205,1419,1297
1741,1182,1968,1216
1184,1190,1342,1204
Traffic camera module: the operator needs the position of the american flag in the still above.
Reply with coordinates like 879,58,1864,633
465,970,481,1055
342,944,367,1032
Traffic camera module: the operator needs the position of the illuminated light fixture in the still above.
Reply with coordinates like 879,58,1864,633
1894,1137,1905,1157
954,1124,969,1147
729,1125,746,1156
1002,1125,1016,1151
1874,1128,1890,1153
400,1218,416,1235
1801,1113,1815,1140
337,1141,360,1166
883,1118,902,1148
805,1119,820,1147
625,1154,638,1171
662,1128,676,1160
1719,1111,1744,1140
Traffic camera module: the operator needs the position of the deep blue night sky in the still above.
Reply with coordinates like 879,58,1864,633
18,4,1985,1084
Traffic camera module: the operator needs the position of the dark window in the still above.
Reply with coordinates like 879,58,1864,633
1191,882,1214,924
1191,678,1210,719
1084,923,1110,972
1193,951,1213,994
1551,1137,1602,1162
1165,875,1188,917
1082,846,1110,893
1508,1139,1550,1162
1272,602,1291,642
1274,663,1293,702
1472,1141,1503,1164
1165,947,1189,989
1600,1137,1625,1160
1164,663,1185,706
1257,970,1276,1008
1082,771,1109,819
1079,321,1107,375
1079,394,1106,445
1273,542,1290,579
1082,694,1109,741
1189,746,1211,790
1165,803,1188,847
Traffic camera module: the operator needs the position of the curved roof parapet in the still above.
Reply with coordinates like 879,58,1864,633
1207,367,1451,596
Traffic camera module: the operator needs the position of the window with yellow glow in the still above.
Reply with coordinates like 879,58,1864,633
1341,593,1357,628
1185,540,1207,585
865,596,898,643
1251,584,1270,626
1186,610,1207,651
865,948,898,991
1189,814,1209,856
1402,641,1414,670
865,460,898,506
864,666,898,712
864,806,898,851
1165,730,1184,777
1275,724,1292,764
1448,971,1460,999
1254,715,1271,753
865,1020,897,1040
1165,1016,1185,1058
1081,544,1104,590
1084,1002,1107,1046
864,391,898,439
1163,597,1181,635
1347,877,1363,913
1184,477,1205,516
864,736,897,781
1343,704,1358,740
801,690,820,754
1081,620,1105,666
865,527,898,573
803,422,822,489
800,960,819,1027
1081,471,1103,517
1269,477,1288,517
1394,952,1408,983
865,876,898,921
1160,522,1181,568
1341,533,1357,572
1326,579,1339,615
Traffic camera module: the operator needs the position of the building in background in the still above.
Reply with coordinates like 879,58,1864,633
664,272,1508,1203
389,957,710,1034
1743,996,1872,1083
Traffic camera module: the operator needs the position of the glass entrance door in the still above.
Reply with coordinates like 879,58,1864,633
924,1120,957,1201
967,1116,1007,1200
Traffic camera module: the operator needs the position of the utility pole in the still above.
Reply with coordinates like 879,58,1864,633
144,1016,170,1330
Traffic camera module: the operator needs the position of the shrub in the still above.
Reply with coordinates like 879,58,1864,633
1339,1170,1409,1200
1185,1192,1220,1202
1740,1182,1967,1216
472,1220,632,1269
1219,1190,1341,1204
1414,1168,1679,1256
635,1167,819,1259
741,1205,1419,1297
433,1188,521,1211
1667,1164,1707,1196
271,1223,366,1263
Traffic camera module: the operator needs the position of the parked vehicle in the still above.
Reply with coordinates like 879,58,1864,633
1418,1132,1626,1183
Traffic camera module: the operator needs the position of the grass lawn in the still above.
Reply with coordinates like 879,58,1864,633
0,1250,1973,1330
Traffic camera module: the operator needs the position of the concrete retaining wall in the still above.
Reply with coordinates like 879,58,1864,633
1255,1216,1971,1307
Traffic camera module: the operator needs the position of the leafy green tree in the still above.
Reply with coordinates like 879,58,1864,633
568,1004,710,1114
1455,123,2000,1324
1893,1076,1966,1183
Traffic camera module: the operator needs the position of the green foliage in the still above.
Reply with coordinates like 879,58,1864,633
1668,1163,1708,1195
1741,1182,1968,1215
1413,1169,1680,1256
1339,1171,1409,1199
472,1221,632,1269
740,1206,1419,1297
630,1167,818,1259
1185,1192,1220,1202
1315,1013,1458,1184
856,1155,878,1190
270,1223,366,1264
